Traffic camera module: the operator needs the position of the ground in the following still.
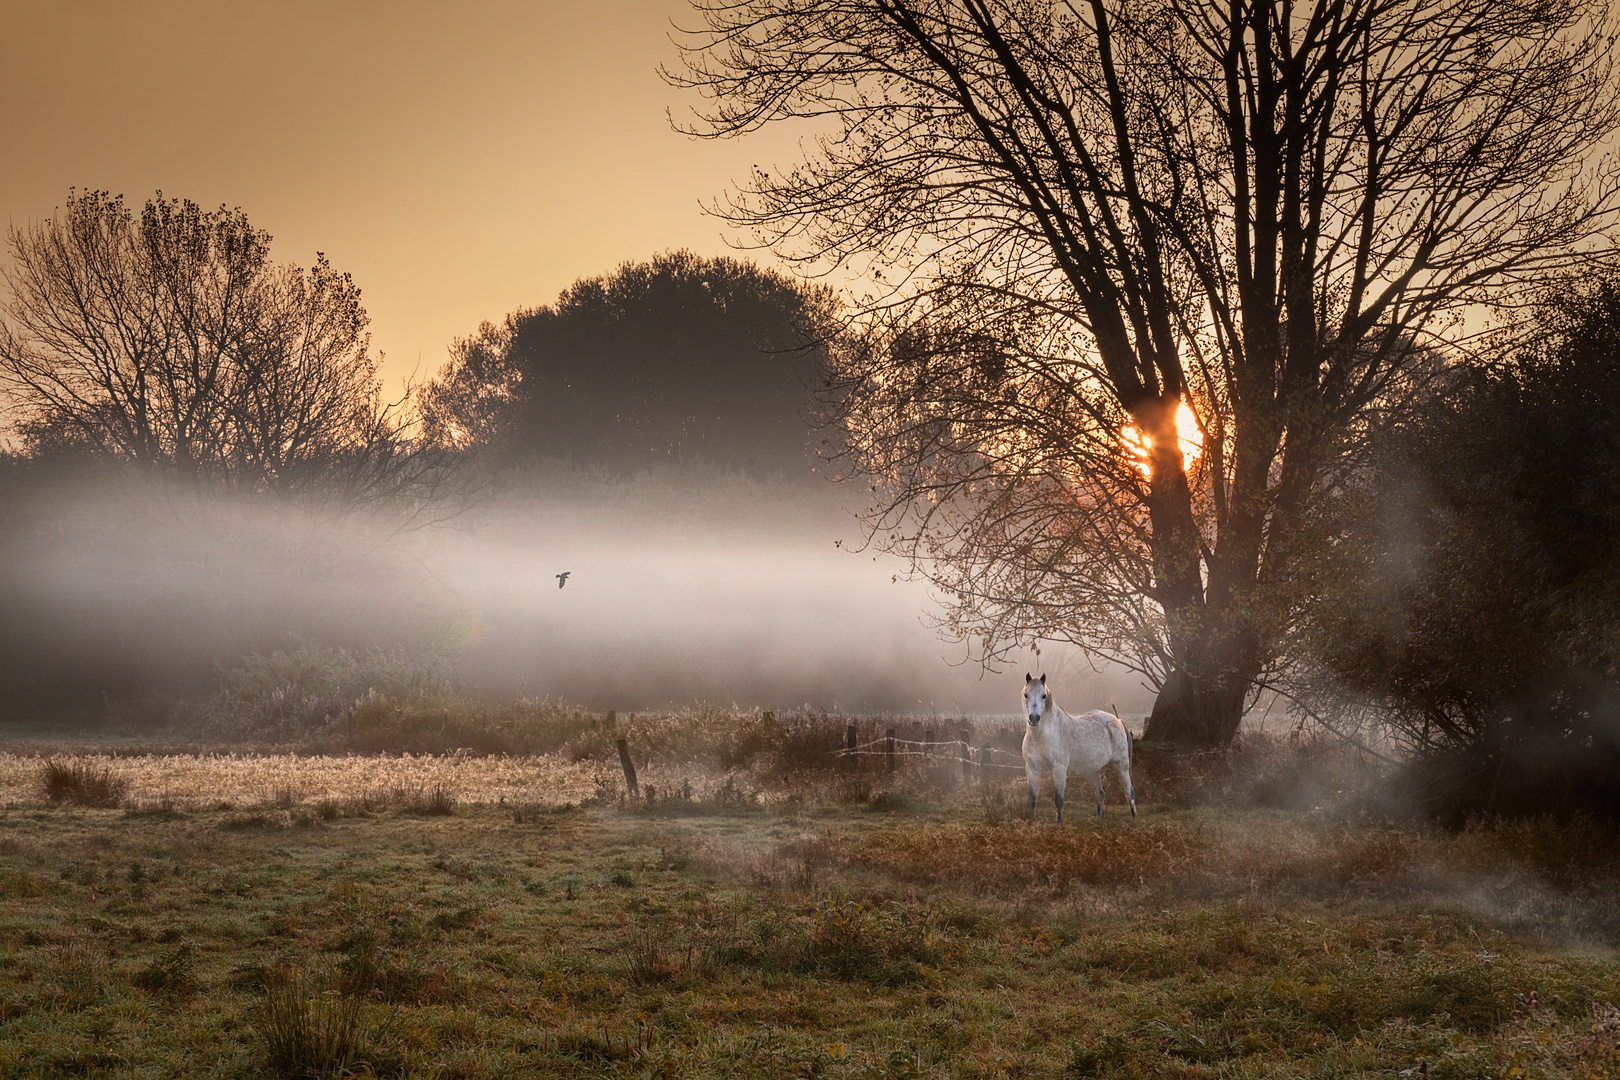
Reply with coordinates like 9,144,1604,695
0,739,1618,1078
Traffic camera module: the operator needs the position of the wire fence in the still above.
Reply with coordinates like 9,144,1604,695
829,733,1035,774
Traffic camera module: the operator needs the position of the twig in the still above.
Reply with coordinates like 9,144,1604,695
1260,687,1400,766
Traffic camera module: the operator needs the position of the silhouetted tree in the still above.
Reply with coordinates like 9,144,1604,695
673,0,1620,746
0,190,452,524
422,250,837,475
1292,281,1620,819
420,316,525,457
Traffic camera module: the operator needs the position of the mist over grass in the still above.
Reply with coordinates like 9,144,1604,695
436,461,1148,715
0,457,460,722
0,457,1151,729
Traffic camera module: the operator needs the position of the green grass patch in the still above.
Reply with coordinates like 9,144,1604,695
0,767,1616,1078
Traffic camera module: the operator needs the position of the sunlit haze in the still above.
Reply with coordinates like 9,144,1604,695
0,0,803,391
0,0,1152,717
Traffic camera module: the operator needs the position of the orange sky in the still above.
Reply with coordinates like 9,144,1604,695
0,0,807,389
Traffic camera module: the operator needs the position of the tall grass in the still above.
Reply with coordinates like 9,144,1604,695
253,971,369,1080
38,759,129,807
186,639,450,743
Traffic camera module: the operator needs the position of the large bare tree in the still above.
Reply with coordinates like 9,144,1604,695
672,0,1620,746
0,190,452,525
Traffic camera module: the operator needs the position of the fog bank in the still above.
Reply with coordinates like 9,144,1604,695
0,461,1152,721
433,472,1149,715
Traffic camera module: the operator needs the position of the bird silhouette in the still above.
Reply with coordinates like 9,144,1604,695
556,572,571,589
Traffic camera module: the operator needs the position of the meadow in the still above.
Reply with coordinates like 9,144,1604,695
1,706,1618,1079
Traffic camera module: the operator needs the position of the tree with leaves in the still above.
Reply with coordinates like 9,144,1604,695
422,250,836,475
1293,280,1620,818
673,0,1620,746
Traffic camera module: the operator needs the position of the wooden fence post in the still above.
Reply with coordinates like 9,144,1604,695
960,728,973,786
885,728,896,776
615,737,639,797
845,724,857,774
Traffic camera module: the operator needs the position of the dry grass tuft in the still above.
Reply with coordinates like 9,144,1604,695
38,758,129,807
407,783,456,816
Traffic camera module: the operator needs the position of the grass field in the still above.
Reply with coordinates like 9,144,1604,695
1,724,1618,1079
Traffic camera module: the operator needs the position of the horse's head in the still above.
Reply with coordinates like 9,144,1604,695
1023,672,1048,727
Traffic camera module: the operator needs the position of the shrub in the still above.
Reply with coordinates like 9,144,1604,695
38,759,128,807
1130,732,1374,811
192,639,449,742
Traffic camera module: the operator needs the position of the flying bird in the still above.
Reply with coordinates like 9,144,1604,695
556,572,571,589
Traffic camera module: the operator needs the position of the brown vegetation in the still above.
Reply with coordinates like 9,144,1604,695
37,758,129,807
1,715,1619,1078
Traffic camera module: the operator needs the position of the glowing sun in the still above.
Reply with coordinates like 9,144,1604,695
1123,401,1203,475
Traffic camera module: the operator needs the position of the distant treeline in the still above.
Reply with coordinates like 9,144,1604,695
0,193,838,720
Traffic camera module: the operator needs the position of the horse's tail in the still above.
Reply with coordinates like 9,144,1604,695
1111,716,1132,767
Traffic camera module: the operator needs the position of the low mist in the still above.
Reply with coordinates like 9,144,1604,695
0,461,1152,724
434,469,1150,715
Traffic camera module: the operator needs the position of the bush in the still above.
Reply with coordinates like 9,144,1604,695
1396,730,1620,825
1129,732,1373,811
38,759,128,807
1293,281,1620,821
191,639,448,742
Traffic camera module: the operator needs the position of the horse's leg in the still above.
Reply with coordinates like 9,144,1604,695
1051,761,1067,825
1025,761,1039,821
1093,770,1106,817
1116,758,1137,817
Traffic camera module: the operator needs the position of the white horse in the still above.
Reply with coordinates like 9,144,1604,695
1022,673,1137,823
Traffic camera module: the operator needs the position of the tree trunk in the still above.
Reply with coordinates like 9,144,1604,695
1142,668,1250,748
1136,395,1260,750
